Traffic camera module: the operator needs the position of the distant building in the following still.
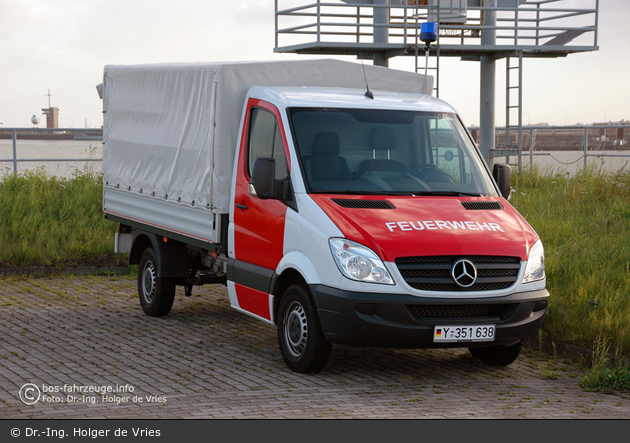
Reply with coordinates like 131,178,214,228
41,106,59,128
593,120,627,144
470,120,628,150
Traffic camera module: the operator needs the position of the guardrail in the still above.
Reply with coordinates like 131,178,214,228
3,124,628,175
0,128,103,173
481,124,630,172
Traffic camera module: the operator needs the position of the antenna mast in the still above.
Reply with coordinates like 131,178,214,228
360,56,374,99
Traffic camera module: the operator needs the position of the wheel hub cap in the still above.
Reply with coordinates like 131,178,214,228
142,262,156,303
284,301,308,358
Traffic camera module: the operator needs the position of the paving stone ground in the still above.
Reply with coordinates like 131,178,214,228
0,274,628,419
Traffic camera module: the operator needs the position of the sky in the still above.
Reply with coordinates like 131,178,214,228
0,0,627,129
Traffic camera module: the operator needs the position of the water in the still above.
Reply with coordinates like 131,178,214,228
0,139,102,178
1,139,629,179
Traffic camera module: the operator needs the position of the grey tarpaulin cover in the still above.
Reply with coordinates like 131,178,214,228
101,59,431,223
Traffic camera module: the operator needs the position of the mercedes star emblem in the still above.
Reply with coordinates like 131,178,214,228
451,259,477,288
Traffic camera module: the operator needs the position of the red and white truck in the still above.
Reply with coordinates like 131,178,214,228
98,59,548,373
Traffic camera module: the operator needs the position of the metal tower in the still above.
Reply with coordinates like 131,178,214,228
274,0,600,170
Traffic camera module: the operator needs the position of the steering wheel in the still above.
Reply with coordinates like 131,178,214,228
410,164,456,184
360,170,431,192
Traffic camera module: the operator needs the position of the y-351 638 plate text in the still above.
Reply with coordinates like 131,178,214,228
433,325,495,342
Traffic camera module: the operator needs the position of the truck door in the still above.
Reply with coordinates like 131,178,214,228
231,99,290,321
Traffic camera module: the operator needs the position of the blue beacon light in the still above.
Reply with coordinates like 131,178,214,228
420,22,438,48
419,22,437,95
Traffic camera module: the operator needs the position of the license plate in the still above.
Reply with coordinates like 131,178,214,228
433,325,495,343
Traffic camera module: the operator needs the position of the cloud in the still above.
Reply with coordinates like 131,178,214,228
0,0,280,126
0,0,627,127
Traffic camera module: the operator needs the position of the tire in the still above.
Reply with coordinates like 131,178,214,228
277,284,332,373
137,247,176,317
469,340,523,366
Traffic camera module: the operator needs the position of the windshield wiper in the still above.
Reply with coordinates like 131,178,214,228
311,190,483,197
311,190,380,195
413,191,483,197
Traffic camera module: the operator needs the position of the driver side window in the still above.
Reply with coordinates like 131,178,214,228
248,107,288,180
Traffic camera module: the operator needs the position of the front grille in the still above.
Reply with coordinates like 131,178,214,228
332,199,395,209
395,255,521,292
408,304,510,320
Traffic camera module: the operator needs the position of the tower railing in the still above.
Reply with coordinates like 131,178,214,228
275,1,599,57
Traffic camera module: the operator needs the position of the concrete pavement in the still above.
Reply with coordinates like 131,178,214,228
0,274,628,419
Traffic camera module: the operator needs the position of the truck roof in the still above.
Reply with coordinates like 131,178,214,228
250,86,457,114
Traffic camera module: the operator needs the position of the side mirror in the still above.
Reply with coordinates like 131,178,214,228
492,163,512,200
250,157,297,211
250,157,275,199
96,83,104,99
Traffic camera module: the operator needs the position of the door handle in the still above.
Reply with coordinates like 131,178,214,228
236,203,248,210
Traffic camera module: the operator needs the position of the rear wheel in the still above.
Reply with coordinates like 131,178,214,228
469,340,522,366
277,284,331,373
138,247,176,317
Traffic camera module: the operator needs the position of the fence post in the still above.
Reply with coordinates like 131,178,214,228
403,3,407,46
529,128,534,167
317,0,321,43
275,0,279,49
514,4,519,47
583,127,588,170
12,130,17,173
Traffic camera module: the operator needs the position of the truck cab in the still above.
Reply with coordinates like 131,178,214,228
227,86,547,373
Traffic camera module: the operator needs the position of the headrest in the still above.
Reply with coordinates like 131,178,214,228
313,132,340,156
370,127,396,151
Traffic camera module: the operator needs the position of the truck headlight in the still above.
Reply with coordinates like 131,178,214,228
523,239,545,283
329,238,394,285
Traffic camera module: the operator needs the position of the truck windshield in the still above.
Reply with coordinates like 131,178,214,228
288,108,498,197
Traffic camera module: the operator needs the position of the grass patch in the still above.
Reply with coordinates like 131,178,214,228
511,165,630,359
578,334,630,393
0,167,124,267
1,163,629,376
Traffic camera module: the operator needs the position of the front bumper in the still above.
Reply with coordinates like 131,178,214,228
311,285,549,349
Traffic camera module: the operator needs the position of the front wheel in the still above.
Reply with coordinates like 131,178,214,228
138,247,176,317
469,340,522,366
277,284,331,373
